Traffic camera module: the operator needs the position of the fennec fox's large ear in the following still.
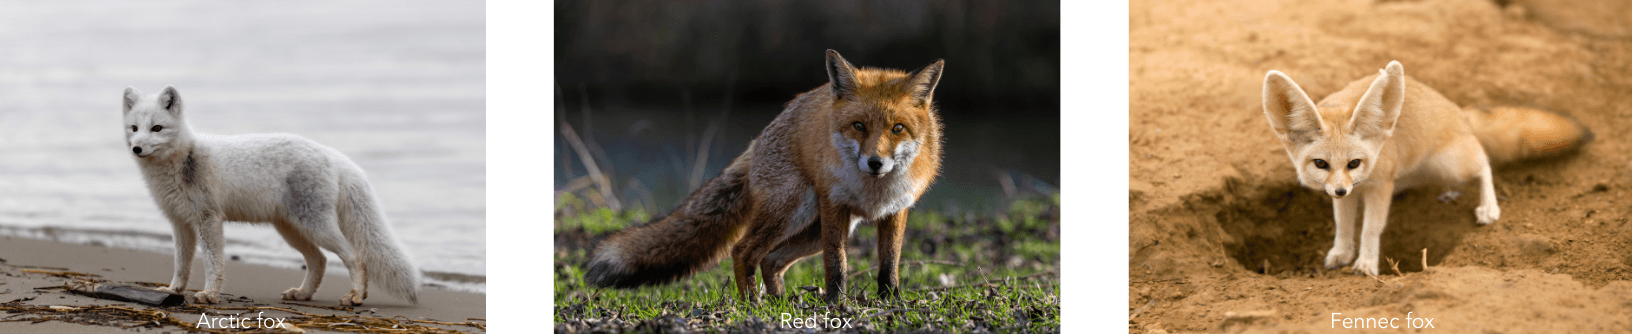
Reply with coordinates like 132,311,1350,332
1350,61,1405,140
909,59,945,107
158,86,183,115
123,87,142,115
825,49,859,100
1262,70,1325,143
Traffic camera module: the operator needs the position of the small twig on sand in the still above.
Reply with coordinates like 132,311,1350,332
1128,298,1158,321
1387,257,1402,277
1421,248,1428,271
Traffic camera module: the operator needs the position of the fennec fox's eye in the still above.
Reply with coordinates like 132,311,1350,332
1347,159,1362,169
1313,159,1329,169
852,122,865,132
892,124,905,134
151,125,164,132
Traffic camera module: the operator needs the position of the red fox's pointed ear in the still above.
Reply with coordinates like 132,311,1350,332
1350,61,1405,139
825,50,859,100
158,86,183,115
123,87,141,115
909,59,944,106
1263,70,1325,142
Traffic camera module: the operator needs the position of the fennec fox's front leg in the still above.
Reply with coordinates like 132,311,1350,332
1352,181,1396,276
1325,194,1360,269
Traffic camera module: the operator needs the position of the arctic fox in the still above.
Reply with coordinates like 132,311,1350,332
123,86,420,306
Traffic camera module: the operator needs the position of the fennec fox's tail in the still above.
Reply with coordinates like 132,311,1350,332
584,144,756,288
340,170,423,302
1467,106,1593,164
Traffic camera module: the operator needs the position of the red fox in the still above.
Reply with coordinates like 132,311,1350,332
584,50,944,304
1261,61,1591,276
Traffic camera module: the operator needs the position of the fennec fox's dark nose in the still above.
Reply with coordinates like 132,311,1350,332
1335,188,1348,196
867,158,883,172
132,147,142,155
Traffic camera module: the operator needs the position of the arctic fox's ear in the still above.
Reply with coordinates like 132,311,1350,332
1262,70,1325,142
908,59,945,107
158,86,183,115
825,49,859,100
1350,61,1405,140
123,87,141,115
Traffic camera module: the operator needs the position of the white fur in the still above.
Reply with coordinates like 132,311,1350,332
780,188,820,240
827,135,926,220
123,86,421,306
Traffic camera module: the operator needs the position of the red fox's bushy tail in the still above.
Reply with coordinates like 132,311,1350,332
1467,106,1592,164
583,144,756,288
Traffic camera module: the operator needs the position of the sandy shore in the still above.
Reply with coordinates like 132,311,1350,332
0,236,485,333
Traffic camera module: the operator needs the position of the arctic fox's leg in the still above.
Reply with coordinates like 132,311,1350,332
274,220,326,301
194,215,228,304
159,221,197,295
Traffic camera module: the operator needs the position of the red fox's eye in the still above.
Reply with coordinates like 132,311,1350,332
1347,159,1361,169
151,125,163,132
852,122,865,132
892,124,905,134
1313,159,1329,169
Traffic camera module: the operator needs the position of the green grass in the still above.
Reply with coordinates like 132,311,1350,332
553,194,1060,332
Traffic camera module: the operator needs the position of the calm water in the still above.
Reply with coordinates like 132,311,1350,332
0,1,485,292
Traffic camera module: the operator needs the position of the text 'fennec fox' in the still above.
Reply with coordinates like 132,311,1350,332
1261,61,1591,276
584,50,945,304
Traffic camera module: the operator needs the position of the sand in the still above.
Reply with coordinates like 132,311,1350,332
1129,0,1632,332
0,236,485,333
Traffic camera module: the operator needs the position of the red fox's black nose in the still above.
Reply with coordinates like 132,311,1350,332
132,147,142,155
1335,188,1348,196
867,158,882,171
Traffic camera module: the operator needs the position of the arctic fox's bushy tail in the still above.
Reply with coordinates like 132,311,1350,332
1467,106,1593,164
584,145,755,288
339,170,422,303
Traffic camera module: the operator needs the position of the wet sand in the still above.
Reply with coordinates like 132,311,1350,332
0,236,485,333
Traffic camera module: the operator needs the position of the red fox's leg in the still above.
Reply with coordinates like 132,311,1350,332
876,210,907,299
761,222,822,299
1324,195,1360,269
730,239,761,302
818,201,851,304
1353,181,1395,276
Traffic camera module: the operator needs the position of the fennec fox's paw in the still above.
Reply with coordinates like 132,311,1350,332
1350,255,1381,276
281,287,314,301
192,290,221,304
340,290,365,306
1324,244,1357,269
1476,204,1500,225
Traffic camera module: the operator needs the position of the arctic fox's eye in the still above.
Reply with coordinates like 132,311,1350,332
1313,159,1329,169
892,124,905,134
1347,159,1362,169
151,125,164,132
852,122,865,132
130,125,137,132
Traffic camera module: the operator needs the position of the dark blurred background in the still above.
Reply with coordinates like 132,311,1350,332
555,0,1059,214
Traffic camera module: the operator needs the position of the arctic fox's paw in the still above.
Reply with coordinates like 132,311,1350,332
1324,245,1357,269
192,290,220,304
1351,255,1380,276
281,287,314,301
1476,204,1500,225
156,286,183,295
340,290,365,306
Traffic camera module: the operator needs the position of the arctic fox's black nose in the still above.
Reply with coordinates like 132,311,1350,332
867,158,882,171
132,147,142,155
1335,188,1348,196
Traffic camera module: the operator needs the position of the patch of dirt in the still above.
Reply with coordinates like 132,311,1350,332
1129,0,1632,332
